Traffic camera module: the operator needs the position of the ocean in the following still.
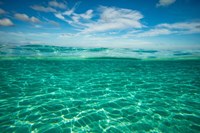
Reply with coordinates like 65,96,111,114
0,45,200,132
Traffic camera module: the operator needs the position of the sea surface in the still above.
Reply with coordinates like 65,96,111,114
0,45,200,133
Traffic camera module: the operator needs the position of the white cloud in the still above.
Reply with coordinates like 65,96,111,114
123,22,200,38
136,28,172,37
81,6,143,33
31,5,57,12
0,8,6,15
157,22,200,34
54,6,143,33
55,13,65,20
79,9,93,19
156,0,176,7
55,9,93,26
14,13,40,23
48,20,60,26
70,9,93,25
0,18,14,26
42,17,60,26
63,8,75,16
34,25,42,28
49,1,66,9
54,13,73,24
1,31,200,50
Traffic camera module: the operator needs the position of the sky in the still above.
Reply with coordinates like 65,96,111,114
0,0,200,49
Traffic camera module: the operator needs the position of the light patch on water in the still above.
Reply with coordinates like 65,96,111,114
0,59,200,132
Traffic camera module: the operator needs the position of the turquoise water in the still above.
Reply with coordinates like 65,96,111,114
1,44,200,59
0,45,200,132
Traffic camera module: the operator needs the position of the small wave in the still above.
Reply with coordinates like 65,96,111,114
132,49,158,53
173,52,192,56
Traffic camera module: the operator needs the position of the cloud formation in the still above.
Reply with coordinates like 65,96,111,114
0,8,6,15
49,1,66,9
156,0,176,7
31,5,57,13
48,20,60,26
55,6,144,33
0,18,14,26
157,22,200,34
55,7,93,25
14,13,40,23
126,22,200,37
136,28,172,37
82,6,143,33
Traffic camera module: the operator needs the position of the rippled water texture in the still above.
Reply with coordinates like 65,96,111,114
0,58,200,133
1,45,200,59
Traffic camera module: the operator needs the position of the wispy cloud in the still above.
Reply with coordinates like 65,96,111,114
0,8,6,15
136,28,172,37
31,5,57,13
48,20,60,26
157,22,200,34
0,18,14,26
123,21,200,38
33,25,42,28
156,0,176,7
55,6,144,33
14,13,40,23
72,9,93,22
48,1,66,9
1,30,200,50
42,17,60,26
82,6,144,33
55,6,93,26
54,13,70,23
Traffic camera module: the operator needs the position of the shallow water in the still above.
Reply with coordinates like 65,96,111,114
0,58,200,133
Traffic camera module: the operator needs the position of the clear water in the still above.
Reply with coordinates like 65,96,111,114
0,45,200,133
1,44,200,59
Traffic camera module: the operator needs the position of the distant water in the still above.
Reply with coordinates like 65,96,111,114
0,45,200,132
1,44,200,59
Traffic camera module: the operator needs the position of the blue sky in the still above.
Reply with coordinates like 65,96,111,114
0,0,200,49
